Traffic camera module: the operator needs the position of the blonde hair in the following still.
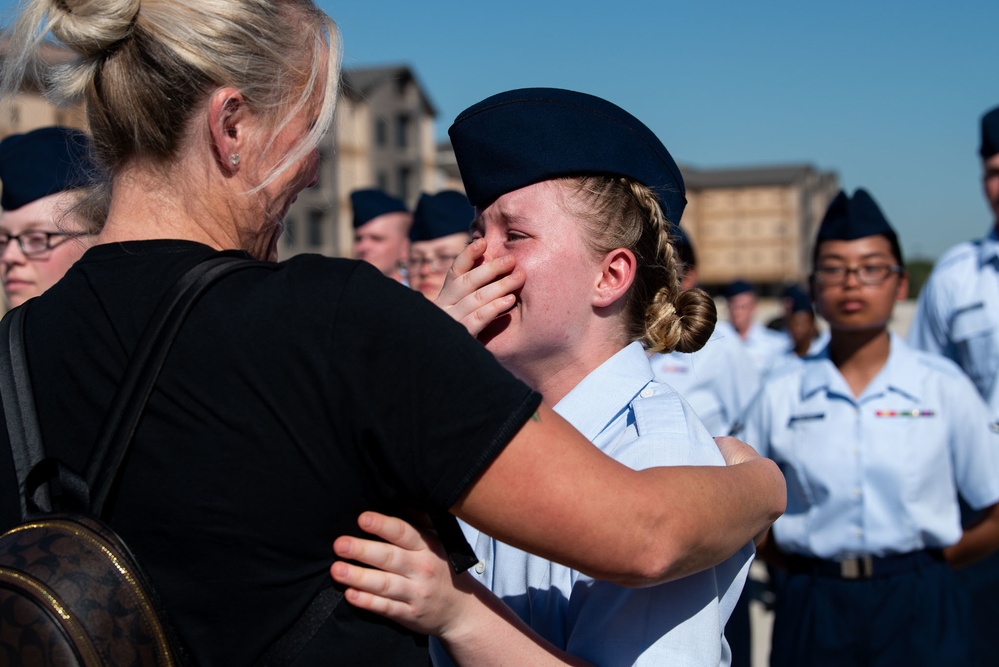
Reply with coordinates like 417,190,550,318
561,176,716,354
1,0,341,191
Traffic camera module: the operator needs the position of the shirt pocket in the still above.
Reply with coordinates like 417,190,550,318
951,304,999,400
776,414,831,513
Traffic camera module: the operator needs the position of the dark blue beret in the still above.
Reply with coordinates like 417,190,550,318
0,126,98,211
410,191,474,242
448,88,686,225
816,188,898,245
350,188,408,229
784,284,813,314
981,106,999,160
726,279,754,298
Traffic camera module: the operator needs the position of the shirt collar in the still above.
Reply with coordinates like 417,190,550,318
800,333,920,403
979,227,999,267
554,341,652,442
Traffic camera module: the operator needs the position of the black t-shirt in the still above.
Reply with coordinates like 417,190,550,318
0,240,540,666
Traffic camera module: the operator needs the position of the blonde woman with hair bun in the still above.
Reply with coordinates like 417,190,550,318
332,88,765,667
0,4,785,666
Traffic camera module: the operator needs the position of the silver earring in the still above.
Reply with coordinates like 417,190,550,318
229,153,240,166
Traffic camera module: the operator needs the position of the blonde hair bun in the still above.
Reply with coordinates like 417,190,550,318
669,287,717,354
49,0,141,58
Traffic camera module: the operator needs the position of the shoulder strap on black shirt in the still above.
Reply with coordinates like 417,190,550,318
0,252,261,519
86,252,262,515
0,302,47,518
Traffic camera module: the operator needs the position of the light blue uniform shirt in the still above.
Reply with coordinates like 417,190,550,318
432,342,754,667
909,228,999,418
651,329,761,437
739,334,999,560
714,320,786,377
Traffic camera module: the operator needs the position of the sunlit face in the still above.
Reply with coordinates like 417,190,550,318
472,180,605,378
984,153,999,223
0,191,91,307
408,232,469,298
353,212,411,278
727,291,756,335
812,235,907,334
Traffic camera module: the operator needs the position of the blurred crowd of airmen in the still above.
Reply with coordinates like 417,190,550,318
3,103,999,666
341,104,999,667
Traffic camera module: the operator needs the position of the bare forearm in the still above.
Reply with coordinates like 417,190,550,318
458,453,784,586
455,405,785,587
622,457,784,583
437,576,593,667
944,502,999,568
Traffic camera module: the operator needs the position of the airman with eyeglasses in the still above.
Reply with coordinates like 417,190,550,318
742,188,999,667
407,191,474,299
0,127,98,308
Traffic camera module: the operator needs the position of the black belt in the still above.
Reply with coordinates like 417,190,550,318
785,549,945,580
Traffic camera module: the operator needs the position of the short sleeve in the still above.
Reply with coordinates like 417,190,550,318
735,386,771,459
945,371,999,510
908,268,951,358
330,262,541,511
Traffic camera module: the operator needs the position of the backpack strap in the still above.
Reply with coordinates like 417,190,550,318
86,252,264,515
0,252,262,519
0,301,50,518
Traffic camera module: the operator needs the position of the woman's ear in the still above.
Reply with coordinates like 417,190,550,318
593,248,637,308
208,87,247,174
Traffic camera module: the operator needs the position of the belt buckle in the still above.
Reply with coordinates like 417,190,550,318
840,555,874,579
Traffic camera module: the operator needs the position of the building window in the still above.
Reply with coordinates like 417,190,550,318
308,209,324,248
376,171,388,191
396,113,411,148
376,118,388,147
397,166,412,203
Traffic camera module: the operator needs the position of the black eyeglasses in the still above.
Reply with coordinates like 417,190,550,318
0,231,89,257
813,263,903,286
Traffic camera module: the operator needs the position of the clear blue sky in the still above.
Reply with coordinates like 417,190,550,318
3,0,994,260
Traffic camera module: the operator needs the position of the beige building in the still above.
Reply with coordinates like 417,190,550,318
0,37,87,137
680,164,840,293
280,65,441,260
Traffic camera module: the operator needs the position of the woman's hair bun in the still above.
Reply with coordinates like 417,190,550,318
669,287,717,355
49,0,140,58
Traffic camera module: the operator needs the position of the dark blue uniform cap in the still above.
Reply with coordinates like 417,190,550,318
410,190,474,242
448,88,686,225
980,105,999,160
0,126,98,211
350,188,408,229
784,283,813,314
816,188,898,245
726,279,754,298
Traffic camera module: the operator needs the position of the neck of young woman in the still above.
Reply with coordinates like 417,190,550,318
510,340,627,406
828,326,891,398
